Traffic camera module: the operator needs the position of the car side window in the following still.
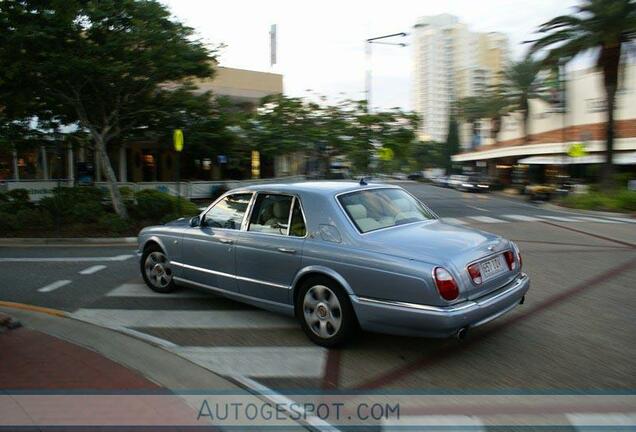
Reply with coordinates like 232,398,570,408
203,193,252,230
248,194,292,235
289,199,307,237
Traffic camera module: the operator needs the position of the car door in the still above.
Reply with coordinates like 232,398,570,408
178,192,253,292
235,193,307,304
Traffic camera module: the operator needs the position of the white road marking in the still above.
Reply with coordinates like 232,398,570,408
468,216,505,223
541,215,580,222
79,265,107,275
467,205,489,212
383,415,485,430
503,214,544,222
106,283,207,298
604,216,636,223
566,413,636,431
38,280,72,293
440,217,467,225
571,216,620,223
70,309,297,329
0,254,134,263
171,346,326,378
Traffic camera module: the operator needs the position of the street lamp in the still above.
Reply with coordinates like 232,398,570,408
365,32,408,112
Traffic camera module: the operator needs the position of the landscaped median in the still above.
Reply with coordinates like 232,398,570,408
558,187,636,214
0,186,202,237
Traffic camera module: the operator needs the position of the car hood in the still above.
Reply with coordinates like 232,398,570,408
164,217,191,227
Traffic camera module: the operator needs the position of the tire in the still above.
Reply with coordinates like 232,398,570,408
295,276,358,347
140,244,177,293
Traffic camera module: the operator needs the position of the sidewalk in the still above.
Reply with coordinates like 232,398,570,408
0,307,309,431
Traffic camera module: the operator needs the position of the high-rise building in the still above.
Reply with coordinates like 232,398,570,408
413,14,509,143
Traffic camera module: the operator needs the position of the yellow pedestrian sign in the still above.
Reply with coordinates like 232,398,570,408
173,129,184,152
567,142,586,158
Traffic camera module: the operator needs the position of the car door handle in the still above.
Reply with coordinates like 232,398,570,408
277,247,296,254
218,238,234,244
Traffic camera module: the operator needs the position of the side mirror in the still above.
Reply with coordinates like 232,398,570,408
190,216,201,227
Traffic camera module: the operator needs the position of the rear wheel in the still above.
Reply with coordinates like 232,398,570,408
295,276,357,347
141,245,177,293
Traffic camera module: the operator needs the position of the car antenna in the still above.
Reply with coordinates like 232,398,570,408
359,177,367,186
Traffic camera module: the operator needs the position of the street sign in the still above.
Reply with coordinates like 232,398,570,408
251,150,260,179
567,142,587,158
379,147,394,162
173,129,184,152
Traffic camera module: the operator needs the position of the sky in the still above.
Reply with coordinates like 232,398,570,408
161,0,584,111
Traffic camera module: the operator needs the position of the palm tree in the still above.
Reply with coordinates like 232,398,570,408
482,89,510,143
528,0,636,189
456,96,486,148
499,57,547,145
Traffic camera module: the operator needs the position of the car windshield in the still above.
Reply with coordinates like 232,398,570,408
338,188,436,233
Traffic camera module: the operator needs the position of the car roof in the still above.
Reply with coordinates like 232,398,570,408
237,181,399,196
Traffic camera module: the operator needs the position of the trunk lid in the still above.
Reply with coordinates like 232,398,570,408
362,220,517,300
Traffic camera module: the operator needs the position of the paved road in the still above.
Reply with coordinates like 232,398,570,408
1,183,635,428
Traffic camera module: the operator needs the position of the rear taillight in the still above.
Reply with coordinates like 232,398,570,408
504,250,516,271
433,267,459,301
467,263,482,285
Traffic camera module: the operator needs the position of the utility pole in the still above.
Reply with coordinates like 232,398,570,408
365,32,407,112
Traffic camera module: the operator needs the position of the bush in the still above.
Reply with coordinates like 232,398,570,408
614,189,636,211
15,208,54,231
97,213,130,234
69,201,105,223
39,186,106,224
133,189,199,222
0,211,18,232
0,188,33,213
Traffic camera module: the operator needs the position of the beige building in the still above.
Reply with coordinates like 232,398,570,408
452,64,636,183
413,14,509,142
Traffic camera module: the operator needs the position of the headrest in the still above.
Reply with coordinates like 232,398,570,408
346,204,367,219
272,200,290,218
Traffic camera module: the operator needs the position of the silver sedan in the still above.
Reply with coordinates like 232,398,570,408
138,181,529,346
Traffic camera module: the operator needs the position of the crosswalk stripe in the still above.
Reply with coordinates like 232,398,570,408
541,215,580,222
604,216,636,223
467,216,505,223
169,346,326,378
571,216,620,223
38,279,72,293
383,415,485,430
79,265,107,275
502,214,544,222
440,217,467,225
70,309,297,329
566,413,636,430
106,283,207,298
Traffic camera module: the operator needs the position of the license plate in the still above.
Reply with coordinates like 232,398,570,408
480,256,504,280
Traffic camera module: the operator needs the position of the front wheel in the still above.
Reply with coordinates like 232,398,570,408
295,276,358,347
141,245,177,293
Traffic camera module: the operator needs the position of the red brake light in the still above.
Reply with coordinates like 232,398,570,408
434,267,459,301
504,250,516,271
467,263,482,285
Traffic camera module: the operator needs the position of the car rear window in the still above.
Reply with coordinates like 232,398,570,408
338,188,435,233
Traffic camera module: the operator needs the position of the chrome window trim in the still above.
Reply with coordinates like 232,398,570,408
199,191,254,233
172,260,290,289
334,186,438,236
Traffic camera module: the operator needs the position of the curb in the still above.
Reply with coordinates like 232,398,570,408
0,237,137,246
0,301,68,318
541,202,636,218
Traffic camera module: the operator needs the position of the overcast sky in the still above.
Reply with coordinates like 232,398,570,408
161,0,583,111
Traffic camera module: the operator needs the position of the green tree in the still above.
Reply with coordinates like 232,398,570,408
528,0,636,189
457,96,486,146
481,88,510,143
499,57,548,145
0,0,215,217
411,140,445,170
444,115,460,175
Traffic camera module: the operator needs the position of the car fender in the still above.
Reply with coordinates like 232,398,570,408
291,265,355,297
140,234,169,256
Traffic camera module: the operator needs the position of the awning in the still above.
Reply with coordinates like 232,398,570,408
517,152,636,165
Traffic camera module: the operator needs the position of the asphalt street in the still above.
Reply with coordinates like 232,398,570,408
1,183,635,427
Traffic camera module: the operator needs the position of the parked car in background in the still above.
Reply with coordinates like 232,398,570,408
457,175,491,193
138,182,529,346
407,172,424,181
448,175,468,189
432,175,450,187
